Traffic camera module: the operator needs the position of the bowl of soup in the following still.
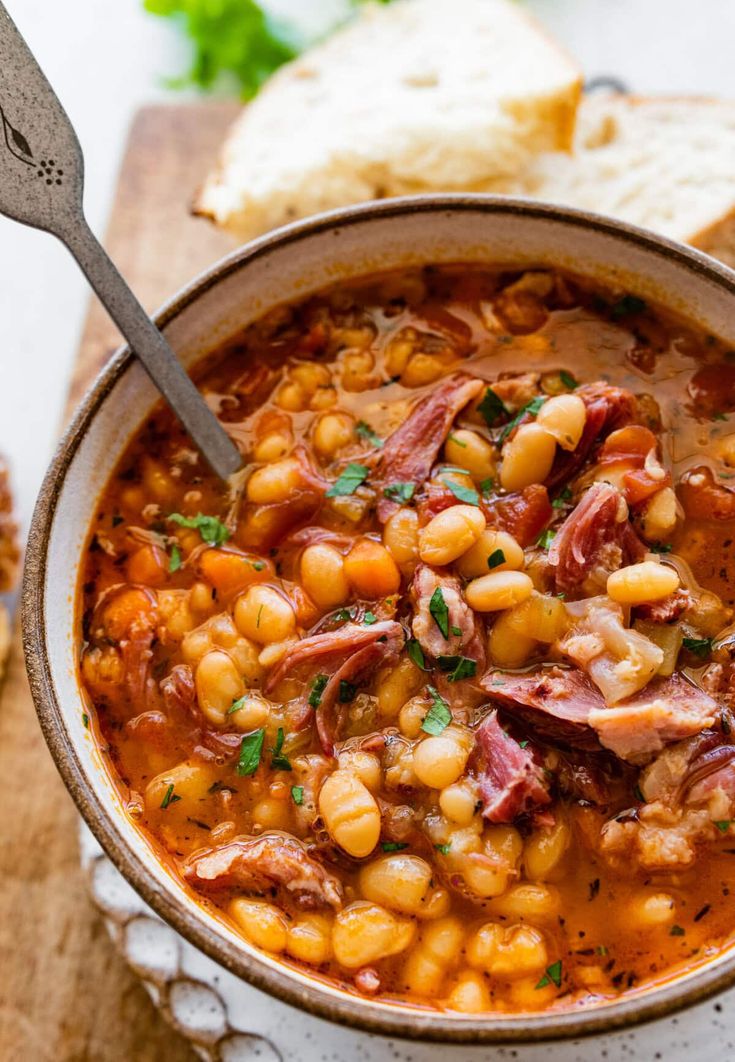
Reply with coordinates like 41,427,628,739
22,196,735,1041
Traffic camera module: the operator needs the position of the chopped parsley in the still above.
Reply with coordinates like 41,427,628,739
291,785,304,805
82,713,90,729
670,924,686,936
363,611,377,625
421,687,452,735
429,586,450,639
237,729,265,776
650,542,673,554
611,294,647,319
519,739,529,749
160,783,182,809
168,544,182,572
451,625,462,636
487,548,506,569
356,420,383,448
227,695,249,715
308,674,329,708
559,370,578,390
447,432,468,447
435,843,452,855
270,727,292,771
535,960,562,989
479,477,495,496
596,945,609,956
381,842,408,852
682,636,714,659
442,478,480,506
383,481,415,503
339,680,357,702
406,638,427,670
326,462,369,497
256,603,264,628
499,395,546,443
168,512,230,547
251,560,266,571
477,386,509,427
552,487,572,509
715,820,732,833
537,528,556,550
437,656,477,682
335,607,356,623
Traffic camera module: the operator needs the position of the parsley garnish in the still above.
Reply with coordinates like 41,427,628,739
682,636,714,659
519,739,529,749
443,478,480,506
326,463,369,497
169,512,230,547
335,607,355,623
487,548,506,569
381,842,408,852
477,387,509,427
650,542,673,554
559,370,578,390
291,785,304,805
356,420,383,448
713,412,729,422
227,695,248,715
251,560,265,571
552,487,572,509
82,713,90,729
611,294,647,319
363,611,377,625
499,395,546,443
429,587,450,639
536,960,562,989
596,945,608,956
270,727,292,771
383,481,415,503
670,924,686,936
537,528,556,550
715,820,732,833
451,625,462,636
407,638,427,670
447,432,468,447
437,656,477,682
308,674,329,708
169,544,182,572
339,680,357,702
160,783,181,809
479,477,495,496
435,843,451,855
237,729,265,775
421,687,452,735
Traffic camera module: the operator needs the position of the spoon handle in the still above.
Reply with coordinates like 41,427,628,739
62,217,243,480
0,2,242,482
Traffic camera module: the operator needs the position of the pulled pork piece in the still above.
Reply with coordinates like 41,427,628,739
679,465,735,520
587,673,718,765
485,664,717,765
633,588,691,624
601,732,735,871
161,663,196,716
548,483,631,597
410,564,485,667
475,710,551,822
560,595,663,703
183,832,344,910
371,373,483,521
265,620,404,754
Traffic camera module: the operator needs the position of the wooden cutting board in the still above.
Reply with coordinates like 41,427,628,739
0,102,240,1062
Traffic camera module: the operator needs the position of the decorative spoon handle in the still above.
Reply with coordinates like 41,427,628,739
0,2,242,482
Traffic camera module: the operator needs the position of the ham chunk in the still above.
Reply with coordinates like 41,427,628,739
372,373,483,521
410,564,485,667
548,483,630,596
481,666,602,750
183,832,344,910
475,710,551,822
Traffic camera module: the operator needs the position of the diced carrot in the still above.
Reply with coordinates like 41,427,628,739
198,546,274,596
126,544,168,586
102,587,155,641
344,539,401,598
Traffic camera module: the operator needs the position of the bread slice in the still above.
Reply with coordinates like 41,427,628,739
196,0,581,241
488,94,735,267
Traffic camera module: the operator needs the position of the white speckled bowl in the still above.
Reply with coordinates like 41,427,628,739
22,197,735,1043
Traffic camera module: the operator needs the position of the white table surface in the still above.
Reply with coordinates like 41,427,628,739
4,1,735,1058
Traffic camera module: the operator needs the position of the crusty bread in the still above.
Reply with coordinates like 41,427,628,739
488,94,735,267
196,0,581,241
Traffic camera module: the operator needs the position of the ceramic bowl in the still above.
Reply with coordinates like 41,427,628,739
22,196,735,1043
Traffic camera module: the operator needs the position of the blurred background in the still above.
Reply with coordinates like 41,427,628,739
1,0,735,532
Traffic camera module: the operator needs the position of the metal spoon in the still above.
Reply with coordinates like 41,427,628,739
0,2,243,482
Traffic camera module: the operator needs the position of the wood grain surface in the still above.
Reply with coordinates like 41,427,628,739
0,102,240,1062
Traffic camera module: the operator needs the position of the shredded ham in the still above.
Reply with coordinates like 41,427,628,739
475,710,551,822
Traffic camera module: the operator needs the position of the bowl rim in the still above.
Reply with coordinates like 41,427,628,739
22,194,735,1044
